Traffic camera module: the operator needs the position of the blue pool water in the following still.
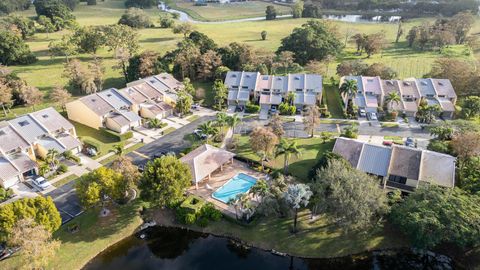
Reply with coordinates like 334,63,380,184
212,173,257,203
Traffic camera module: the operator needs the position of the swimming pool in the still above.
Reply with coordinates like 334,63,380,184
212,173,257,204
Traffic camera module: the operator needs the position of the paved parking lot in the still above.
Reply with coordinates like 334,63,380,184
45,180,83,224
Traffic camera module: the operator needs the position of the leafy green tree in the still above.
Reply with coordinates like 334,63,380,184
283,183,312,233
429,124,454,141
268,112,284,139
48,34,78,62
292,1,304,18
50,85,71,111
176,90,193,117
278,20,343,65
390,185,480,248
0,30,37,65
111,156,141,192
71,26,106,54
147,118,163,129
126,50,162,82
227,114,241,139
275,139,300,174
461,96,480,119
159,13,175,28
103,24,139,56
0,196,61,241
37,15,55,38
0,0,31,15
118,8,152,29
416,99,442,124
110,144,124,156
173,22,195,38
265,5,277,20
314,159,389,230
308,150,345,179
197,50,222,81
188,31,217,54
213,80,227,111
75,167,127,210
139,155,192,207
34,0,76,31
2,15,36,40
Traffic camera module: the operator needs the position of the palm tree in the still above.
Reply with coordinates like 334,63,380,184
286,92,296,106
250,179,269,202
339,79,358,102
216,112,228,127
198,121,218,144
45,149,59,170
227,196,241,220
110,144,124,156
148,118,163,129
227,114,241,139
275,139,301,174
385,91,401,112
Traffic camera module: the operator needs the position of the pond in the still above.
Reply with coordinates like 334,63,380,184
84,226,456,270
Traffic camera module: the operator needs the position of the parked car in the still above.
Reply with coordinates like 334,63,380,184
405,137,416,148
269,107,277,114
368,112,378,121
382,141,393,146
193,129,207,140
0,246,19,261
138,164,144,172
191,103,200,110
86,147,97,157
235,106,244,112
359,109,367,117
31,176,51,190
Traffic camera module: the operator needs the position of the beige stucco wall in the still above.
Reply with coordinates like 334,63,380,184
406,178,418,188
163,96,177,107
105,118,125,134
66,100,103,130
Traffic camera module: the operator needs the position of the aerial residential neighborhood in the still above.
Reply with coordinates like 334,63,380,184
1,0,480,269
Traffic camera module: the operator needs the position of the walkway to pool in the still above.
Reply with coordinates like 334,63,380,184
187,159,266,218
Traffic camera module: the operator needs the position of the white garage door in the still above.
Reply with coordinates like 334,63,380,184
3,176,20,189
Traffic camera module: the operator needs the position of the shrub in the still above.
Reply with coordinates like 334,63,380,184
427,139,452,155
197,217,209,227
99,128,133,142
341,126,358,139
201,203,222,221
118,8,152,29
125,0,156,8
245,102,260,113
159,15,174,28
213,132,225,143
184,213,196,225
278,102,296,115
57,163,68,174
82,139,101,152
0,187,13,202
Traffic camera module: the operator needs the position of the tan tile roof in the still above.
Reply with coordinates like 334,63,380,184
79,94,113,116
0,157,20,180
180,144,235,184
134,82,164,100
30,107,74,132
389,146,422,180
332,137,364,168
420,150,455,187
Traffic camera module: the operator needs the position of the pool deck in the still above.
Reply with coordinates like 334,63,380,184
187,160,266,218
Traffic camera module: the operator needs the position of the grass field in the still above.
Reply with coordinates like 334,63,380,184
52,174,79,188
71,121,122,157
203,210,407,258
99,142,145,165
4,0,476,118
235,135,334,181
0,201,144,270
168,0,292,21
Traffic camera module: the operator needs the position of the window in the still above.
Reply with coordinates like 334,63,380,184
296,88,302,92
438,95,445,98
388,174,407,184
107,94,112,97
42,114,49,118
242,86,248,89
18,120,29,127
294,77,300,80
263,76,269,80
421,81,427,86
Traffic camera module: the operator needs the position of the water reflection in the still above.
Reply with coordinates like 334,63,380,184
84,227,455,270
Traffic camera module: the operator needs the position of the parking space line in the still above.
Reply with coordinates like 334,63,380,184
131,151,149,159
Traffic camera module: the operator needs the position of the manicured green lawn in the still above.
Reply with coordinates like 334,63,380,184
190,209,407,258
167,0,292,21
0,201,144,270
323,83,345,119
163,127,176,135
71,121,120,157
52,174,79,188
381,122,400,128
99,142,145,166
193,81,214,107
235,135,334,181
186,115,200,122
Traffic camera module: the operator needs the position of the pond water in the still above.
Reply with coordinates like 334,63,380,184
84,227,457,270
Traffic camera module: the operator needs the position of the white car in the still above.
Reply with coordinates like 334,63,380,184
359,109,366,117
369,112,378,121
32,176,51,190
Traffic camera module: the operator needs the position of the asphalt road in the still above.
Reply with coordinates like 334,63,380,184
127,115,215,166
45,115,214,224
236,118,432,139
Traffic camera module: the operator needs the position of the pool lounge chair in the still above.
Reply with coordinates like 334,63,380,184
206,184,214,190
